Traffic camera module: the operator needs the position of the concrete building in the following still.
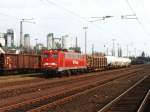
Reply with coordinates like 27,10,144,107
24,34,30,48
36,43,44,50
0,33,6,47
47,33,53,49
62,35,75,49
6,29,14,48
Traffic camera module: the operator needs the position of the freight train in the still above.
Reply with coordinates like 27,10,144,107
41,49,131,75
0,49,131,75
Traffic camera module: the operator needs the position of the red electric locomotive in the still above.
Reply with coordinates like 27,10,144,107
42,49,87,75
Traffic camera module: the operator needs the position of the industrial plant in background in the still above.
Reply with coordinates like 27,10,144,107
47,33,53,49
47,33,61,50
24,34,30,49
0,33,5,47
0,29,14,48
6,29,14,48
0,29,33,54
62,35,75,49
47,33,80,52
0,30,81,54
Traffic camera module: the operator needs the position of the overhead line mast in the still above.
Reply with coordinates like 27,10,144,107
20,18,35,48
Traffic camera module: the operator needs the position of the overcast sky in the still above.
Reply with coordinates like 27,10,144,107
0,0,150,56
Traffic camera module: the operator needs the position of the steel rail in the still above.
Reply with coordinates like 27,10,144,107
0,68,141,112
137,89,150,112
97,75,149,112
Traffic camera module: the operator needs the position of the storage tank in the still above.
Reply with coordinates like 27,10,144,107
62,35,74,49
0,33,5,47
24,34,30,48
6,34,12,48
47,33,53,49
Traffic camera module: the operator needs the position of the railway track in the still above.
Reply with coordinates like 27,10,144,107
25,73,149,112
0,65,144,89
0,66,144,100
137,90,150,112
0,66,149,112
0,73,43,80
0,66,144,101
0,65,149,112
98,75,150,112
0,65,142,81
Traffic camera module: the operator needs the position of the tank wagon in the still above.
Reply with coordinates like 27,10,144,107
105,56,131,68
0,53,41,74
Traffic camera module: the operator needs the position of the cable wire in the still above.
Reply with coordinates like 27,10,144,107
125,0,150,37
42,0,118,38
0,11,18,20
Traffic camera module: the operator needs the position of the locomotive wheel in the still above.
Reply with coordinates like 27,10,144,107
67,70,71,76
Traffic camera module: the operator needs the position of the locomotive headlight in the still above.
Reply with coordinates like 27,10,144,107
43,62,57,66
44,63,49,66
51,62,56,65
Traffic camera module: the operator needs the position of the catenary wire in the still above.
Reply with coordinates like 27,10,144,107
125,0,150,37
43,0,118,38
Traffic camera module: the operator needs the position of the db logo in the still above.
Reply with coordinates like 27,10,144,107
73,60,79,65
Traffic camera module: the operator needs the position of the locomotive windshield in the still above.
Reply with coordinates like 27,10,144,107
43,54,49,58
43,53,58,58
51,54,58,58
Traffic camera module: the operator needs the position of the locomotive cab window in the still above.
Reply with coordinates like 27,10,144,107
43,53,58,58
43,54,49,58
51,54,58,58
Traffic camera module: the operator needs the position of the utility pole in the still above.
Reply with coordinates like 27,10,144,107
83,26,88,55
104,45,108,56
129,51,131,57
112,39,116,56
20,18,35,48
117,43,120,57
134,48,136,57
106,47,109,56
20,21,23,48
75,37,78,48
127,44,129,57
92,44,94,55
35,38,38,54
104,45,106,56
